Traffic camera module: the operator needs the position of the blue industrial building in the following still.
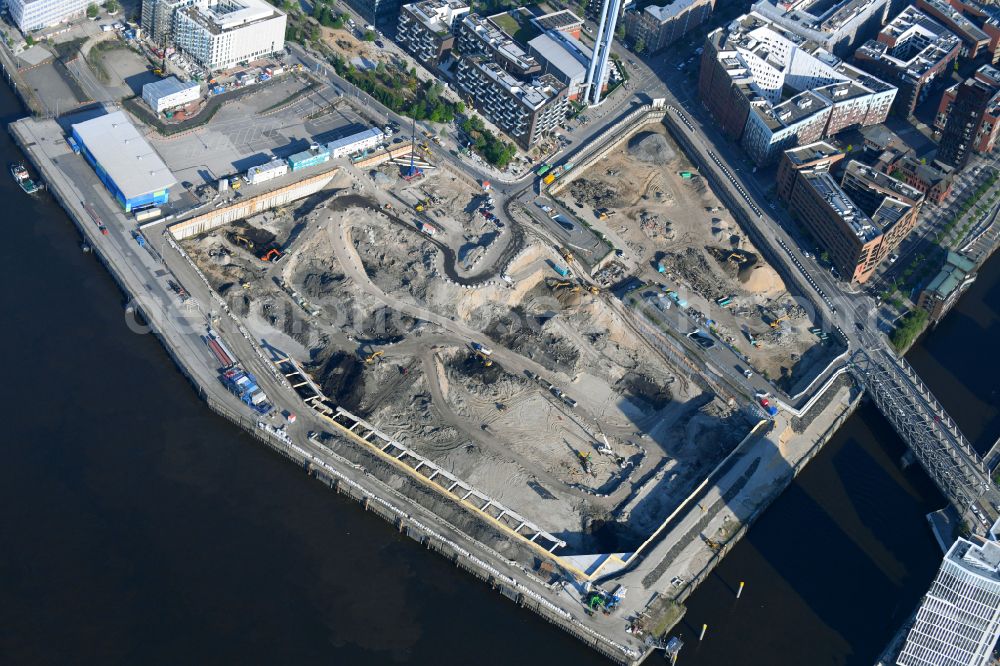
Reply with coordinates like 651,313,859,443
71,111,176,212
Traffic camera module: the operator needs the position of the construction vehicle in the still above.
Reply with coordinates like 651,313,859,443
229,233,255,250
260,248,282,262
553,264,570,278
365,350,384,364
596,208,616,220
578,451,594,476
474,350,493,367
560,247,572,262
229,177,241,190
496,402,507,412
546,279,572,290
769,315,789,329
588,286,601,295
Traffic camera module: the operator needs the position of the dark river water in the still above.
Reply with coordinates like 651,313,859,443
0,81,997,666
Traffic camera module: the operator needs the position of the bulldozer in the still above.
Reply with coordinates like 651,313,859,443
365,350,384,364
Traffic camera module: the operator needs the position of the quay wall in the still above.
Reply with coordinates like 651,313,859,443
9,119,647,666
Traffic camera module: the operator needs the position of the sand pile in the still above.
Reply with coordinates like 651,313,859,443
740,264,784,296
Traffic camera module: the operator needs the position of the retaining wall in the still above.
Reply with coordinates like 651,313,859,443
167,169,339,239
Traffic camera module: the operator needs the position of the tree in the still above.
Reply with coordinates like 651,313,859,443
25,33,35,46
86,3,98,18
634,37,645,54
106,0,120,12
363,30,376,41
615,24,625,40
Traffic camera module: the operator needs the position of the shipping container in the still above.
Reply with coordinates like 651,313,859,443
134,207,161,222
287,146,330,171
245,158,288,185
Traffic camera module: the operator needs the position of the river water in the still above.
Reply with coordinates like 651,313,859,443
0,80,997,665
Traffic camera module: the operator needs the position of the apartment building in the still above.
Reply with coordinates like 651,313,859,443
143,0,285,70
778,148,922,283
916,0,989,57
699,13,896,165
750,0,890,57
455,56,567,149
456,13,540,78
937,67,1000,167
854,7,961,118
891,155,954,203
622,0,715,53
395,0,469,70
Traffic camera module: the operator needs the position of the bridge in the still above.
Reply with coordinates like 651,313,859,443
849,349,999,529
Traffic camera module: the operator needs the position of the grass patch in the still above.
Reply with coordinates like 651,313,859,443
85,40,125,83
52,37,87,61
890,307,929,352
644,596,685,637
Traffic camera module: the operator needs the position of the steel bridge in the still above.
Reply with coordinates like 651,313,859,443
849,349,999,529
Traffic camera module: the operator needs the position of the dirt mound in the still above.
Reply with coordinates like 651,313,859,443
302,271,346,299
308,351,366,413
740,264,784,296
627,132,675,164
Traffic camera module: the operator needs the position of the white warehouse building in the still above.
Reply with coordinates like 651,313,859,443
142,76,201,113
170,0,286,71
8,0,105,33
245,158,288,184
326,128,385,159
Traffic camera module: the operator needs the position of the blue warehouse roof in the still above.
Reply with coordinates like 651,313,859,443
71,111,176,201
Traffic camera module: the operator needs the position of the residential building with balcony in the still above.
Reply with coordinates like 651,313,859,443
897,537,1000,666
395,0,469,70
455,56,567,149
456,12,540,78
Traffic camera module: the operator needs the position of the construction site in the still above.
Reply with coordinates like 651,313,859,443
552,123,843,392
177,127,770,561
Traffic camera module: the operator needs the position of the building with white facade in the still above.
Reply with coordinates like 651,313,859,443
326,128,385,158
142,76,201,113
164,0,285,70
751,0,890,57
245,158,288,184
9,0,106,33
698,12,896,165
897,537,1000,666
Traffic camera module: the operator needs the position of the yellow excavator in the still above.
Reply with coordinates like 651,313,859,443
769,315,789,329
365,350,384,364
547,279,572,290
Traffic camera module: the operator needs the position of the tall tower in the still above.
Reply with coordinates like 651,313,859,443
584,0,622,106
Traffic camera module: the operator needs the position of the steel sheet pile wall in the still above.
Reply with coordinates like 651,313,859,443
168,169,339,239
